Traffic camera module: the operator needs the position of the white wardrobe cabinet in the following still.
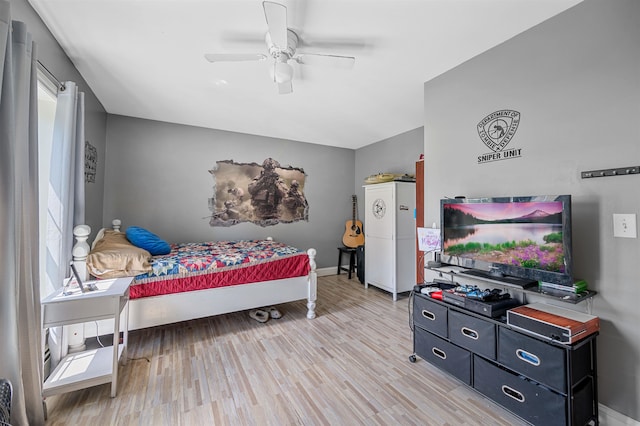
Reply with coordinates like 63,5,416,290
364,182,416,301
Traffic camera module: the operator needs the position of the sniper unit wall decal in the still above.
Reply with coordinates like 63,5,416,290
476,109,522,164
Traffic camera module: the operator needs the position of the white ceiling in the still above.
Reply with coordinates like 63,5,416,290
29,0,582,150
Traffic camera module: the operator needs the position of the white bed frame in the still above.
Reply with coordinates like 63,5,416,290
72,220,317,331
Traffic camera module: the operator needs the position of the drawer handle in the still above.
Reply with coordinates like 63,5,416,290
432,347,447,360
501,385,525,403
516,349,541,366
461,327,478,340
421,310,436,321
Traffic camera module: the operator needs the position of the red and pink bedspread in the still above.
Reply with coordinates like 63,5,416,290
130,239,310,299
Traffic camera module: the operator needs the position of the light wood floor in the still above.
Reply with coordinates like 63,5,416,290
44,274,527,425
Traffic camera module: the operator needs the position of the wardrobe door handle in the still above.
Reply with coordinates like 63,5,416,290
501,385,525,403
432,347,447,360
461,327,478,340
421,310,435,321
516,349,541,366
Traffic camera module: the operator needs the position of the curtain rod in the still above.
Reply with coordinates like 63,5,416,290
36,60,66,91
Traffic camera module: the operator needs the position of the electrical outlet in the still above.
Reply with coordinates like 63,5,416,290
613,214,637,238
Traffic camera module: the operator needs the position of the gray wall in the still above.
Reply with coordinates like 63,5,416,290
102,118,422,272
355,127,423,225
11,0,107,238
103,115,355,268
423,0,639,419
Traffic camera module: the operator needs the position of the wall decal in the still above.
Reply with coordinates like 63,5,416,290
85,140,97,183
208,158,309,227
476,109,522,164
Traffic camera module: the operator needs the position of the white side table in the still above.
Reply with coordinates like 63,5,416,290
42,277,132,398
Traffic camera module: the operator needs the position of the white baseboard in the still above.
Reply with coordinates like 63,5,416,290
599,404,640,425
316,267,336,277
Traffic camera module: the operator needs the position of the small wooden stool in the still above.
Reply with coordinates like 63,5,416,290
337,246,357,279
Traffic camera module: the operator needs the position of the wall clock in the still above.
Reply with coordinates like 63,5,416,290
372,198,386,219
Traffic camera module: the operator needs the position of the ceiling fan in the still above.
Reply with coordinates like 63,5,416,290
204,1,356,95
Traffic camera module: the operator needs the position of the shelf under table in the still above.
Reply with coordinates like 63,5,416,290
43,344,125,397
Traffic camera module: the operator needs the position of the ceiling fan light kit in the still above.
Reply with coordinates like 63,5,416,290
273,61,293,84
204,1,356,94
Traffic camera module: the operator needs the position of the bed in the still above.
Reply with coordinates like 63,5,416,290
72,220,317,330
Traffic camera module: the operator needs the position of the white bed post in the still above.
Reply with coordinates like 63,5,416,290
67,224,91,353
72,224,91,280
111,219,121,232
306,248,317,319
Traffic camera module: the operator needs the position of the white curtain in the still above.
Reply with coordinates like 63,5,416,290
46,81,86,366
0,1,45,424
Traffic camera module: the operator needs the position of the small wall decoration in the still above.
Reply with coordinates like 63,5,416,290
208,157,309,227
476,109,523,164
417,227,441,252
85,140,97,183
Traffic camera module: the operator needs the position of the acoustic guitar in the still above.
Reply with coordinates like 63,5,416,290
342,195,365,248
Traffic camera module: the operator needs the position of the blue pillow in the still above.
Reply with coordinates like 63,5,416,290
125,226,171,255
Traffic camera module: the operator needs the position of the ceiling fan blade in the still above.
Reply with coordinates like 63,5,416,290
204,53,267,63
263,1,288,49
295,53,355,69
277,81,293,95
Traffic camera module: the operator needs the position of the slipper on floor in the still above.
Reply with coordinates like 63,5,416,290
266,306,282,319
249,309,269,323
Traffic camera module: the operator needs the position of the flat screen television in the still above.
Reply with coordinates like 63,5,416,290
440,194,573,286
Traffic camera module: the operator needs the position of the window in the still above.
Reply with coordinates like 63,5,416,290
37,69,58,298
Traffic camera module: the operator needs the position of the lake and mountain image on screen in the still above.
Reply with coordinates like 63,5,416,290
443,201,565,273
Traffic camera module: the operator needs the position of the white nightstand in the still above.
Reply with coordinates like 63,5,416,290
41,277,132,398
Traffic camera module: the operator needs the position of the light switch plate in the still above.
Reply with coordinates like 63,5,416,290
613,214,637,238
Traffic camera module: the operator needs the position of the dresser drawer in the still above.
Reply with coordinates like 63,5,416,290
499,327,570,393
473,356,567,426
414,327,471,385
414,295,448,338
448,310,496,360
